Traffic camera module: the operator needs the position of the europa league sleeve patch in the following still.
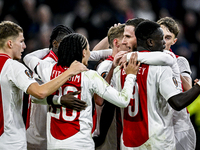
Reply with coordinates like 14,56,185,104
25,70,33,78
172,77,178,87
101,72,107,78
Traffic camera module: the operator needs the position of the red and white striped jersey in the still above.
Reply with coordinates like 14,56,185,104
32,58,135,150
0,54,36,150
24,48,112,149
112,60,181,150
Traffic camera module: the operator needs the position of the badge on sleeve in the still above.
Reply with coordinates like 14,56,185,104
101,72,107,78
172,77,178,87
25,70,33,78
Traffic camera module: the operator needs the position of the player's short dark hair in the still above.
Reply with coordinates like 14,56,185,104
49,25,74,49
125,18,146,29
135,20,160,41
57,33,87,67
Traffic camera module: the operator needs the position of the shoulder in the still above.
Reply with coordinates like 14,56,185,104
38,60,55,68
5,60,34,80
84,70,103,80
84,69,98,76
9,59,28,69
96,60,112,70
176,56,191,73
96,60,112,75
36,48,49,51
3,59,26,74
176,56,190,66
149,65,172,74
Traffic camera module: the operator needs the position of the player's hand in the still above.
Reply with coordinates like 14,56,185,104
61,91,87,111
124,52,140,75
113,23,121,27
68,60,88,76
118,53,128,69
194,79,199,85
109,23,122,30
113,51,127,68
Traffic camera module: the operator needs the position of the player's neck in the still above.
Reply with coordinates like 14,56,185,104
137,46,149,52
111,47,118,57
0,49,12,59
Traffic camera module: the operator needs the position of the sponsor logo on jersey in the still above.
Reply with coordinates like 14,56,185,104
25,70,33,78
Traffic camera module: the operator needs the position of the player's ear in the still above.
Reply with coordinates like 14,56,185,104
147,38,153,47
172,38,177,45
52,40,59,49
7,40,13,49
113,39,119,48
82,49,86,57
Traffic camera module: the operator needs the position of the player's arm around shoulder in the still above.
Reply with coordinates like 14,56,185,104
89,49,112,61
27,61,88,99
23,48,50,71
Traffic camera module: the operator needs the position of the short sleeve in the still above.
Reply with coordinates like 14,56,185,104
10,60,36,93
159,66,181,100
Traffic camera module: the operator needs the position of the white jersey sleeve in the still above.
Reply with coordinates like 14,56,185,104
176,56,192,77
96,60,113,77
35,60,55,83
127,51,176,66
10,60,37,93
24,55,54,83
85,70,136,108
159,66,181,100
23,48,50,71
89,49,112,61
164,50,181,88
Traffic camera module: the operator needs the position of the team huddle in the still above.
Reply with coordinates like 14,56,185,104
0,16,199,150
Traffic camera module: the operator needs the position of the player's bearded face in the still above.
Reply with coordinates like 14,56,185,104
122,26,137,52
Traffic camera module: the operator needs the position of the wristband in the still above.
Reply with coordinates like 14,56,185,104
47,95,62,105
53,95,62,105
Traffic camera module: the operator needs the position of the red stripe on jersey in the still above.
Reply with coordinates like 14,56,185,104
106,55,114,61
25,95,32,129
92,108,97,133
50,64,82,140
42,50,58,61
0,54,10,136
169,48,179,58
121,64,149,147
